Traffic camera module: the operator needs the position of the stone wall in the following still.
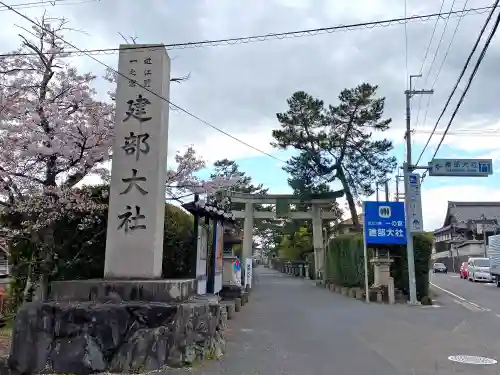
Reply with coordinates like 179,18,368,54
9,298,227,374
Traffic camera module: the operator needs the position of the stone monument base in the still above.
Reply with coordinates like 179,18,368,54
9,279,228,374
219,284,244,300
9,298,226,374
50,278,197,303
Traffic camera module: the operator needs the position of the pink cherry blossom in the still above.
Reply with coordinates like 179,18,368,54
0,17,239,238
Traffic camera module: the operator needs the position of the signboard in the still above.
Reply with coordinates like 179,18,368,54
408,173,424,233
428,159,493,177
363,201,407,245
245,258,253,288
215,222,224,273
196,224,208,295
213,222,224,293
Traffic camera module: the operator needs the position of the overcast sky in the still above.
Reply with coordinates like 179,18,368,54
1,0,500,230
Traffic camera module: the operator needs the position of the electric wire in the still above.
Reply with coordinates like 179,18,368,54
0,5,497,58
0,0,98,12
414,0,457,128
415,0,500,167
421,6,500,181
417,0,470,134
418,0,445,76
0,1,288,165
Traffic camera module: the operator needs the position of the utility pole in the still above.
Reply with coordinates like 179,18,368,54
395,177,399,201
384,180,389,202
404,74,434,305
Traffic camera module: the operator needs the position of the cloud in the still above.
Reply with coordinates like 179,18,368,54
1,0,497,163
422,184,500,231
2,0,500,229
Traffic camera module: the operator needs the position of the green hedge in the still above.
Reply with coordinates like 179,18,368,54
5,184,196,311
325,232,432,300
325,234,374,287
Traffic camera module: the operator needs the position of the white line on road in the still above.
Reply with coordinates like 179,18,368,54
431,282,490,312
453,299,484,312
430,283,466,301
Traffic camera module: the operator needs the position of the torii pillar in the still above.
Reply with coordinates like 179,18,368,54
242,202,254,264
312,204,324,279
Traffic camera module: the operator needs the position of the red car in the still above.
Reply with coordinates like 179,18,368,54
460,262,468,279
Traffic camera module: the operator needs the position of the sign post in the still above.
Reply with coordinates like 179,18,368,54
363,201,407,302
408,173,423,233
403,163,418,304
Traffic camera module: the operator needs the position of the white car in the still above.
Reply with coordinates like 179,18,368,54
468,257,492,282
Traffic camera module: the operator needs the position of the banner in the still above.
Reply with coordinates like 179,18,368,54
245,258,253,288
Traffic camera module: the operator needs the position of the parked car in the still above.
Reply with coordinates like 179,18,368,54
433,262,448,273
468,257,492,282
460,262,468,279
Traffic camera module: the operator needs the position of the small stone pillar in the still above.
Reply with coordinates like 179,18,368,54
299,264,304,278
370,257,395,303
304,264,310,279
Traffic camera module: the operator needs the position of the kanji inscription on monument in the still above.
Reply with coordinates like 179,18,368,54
104,44,171,278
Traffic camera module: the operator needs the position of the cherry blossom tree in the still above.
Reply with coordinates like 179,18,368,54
0,16,236,216
0,16,238,300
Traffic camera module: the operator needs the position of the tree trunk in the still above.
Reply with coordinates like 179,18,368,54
33,226,55,302
22,258,33,303
337,168,360,229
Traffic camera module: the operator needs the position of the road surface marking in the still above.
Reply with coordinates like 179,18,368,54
495,314,500,318
431,282,490,311
450,275,460,278
466,301,491,311
430,282,466,301
452,320,468,333
448,355,498,365
453,299,483,312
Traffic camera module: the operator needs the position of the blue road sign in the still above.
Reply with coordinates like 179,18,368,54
428,158,493,177
363,201,407,245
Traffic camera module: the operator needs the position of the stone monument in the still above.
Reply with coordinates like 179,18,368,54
104,43,170,279
370,251,395,304
8,45,225,374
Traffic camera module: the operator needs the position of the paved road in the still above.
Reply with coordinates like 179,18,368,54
171,268,500,375
430,272,500,315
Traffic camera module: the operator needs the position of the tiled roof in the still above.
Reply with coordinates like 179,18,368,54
339,214,364,226
441,201,500,229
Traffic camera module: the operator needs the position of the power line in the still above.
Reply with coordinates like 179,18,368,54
417,0,470,134
0,5,497,58
411,0,444,146
415,0,500,166
431,0,470,89
422,5,500,180
414,0,457,128
416,128,500,136
0,1,287,165
0,0,99,12
418,0,445,76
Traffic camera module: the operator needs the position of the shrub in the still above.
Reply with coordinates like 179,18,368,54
4,184,196,311
326,233,373,287
325,232,432,300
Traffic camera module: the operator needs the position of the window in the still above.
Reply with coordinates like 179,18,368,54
474,259,490,267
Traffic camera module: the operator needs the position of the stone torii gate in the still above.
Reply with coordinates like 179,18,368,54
224,191,344,279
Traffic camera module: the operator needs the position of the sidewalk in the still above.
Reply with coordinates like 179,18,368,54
171,268,500,375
